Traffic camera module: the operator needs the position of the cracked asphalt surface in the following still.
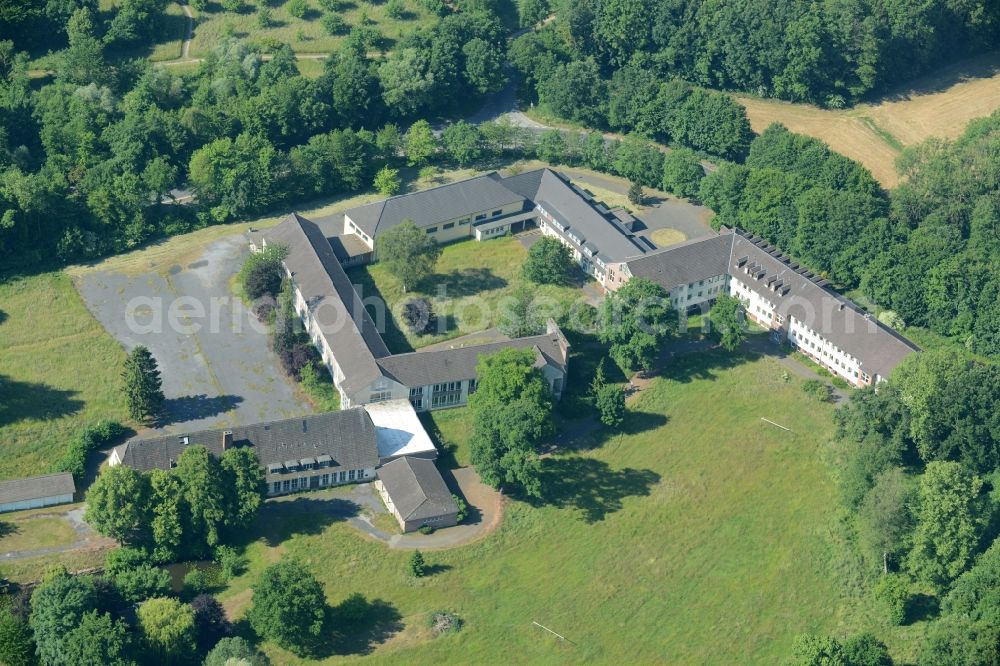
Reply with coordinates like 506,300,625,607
76,234,310,435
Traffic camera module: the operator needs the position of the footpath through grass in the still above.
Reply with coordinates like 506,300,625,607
0,273,129,480
218,351,894,664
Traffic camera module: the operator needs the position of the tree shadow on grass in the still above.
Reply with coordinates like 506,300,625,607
0,374,84,428
312,597,404,657
420,268,507,298
421,563,452,576
0,522,18,539
905,593,940,625
528,457,660,523
657,346,756,384
0,309,7,326
157,394,244,427
247,497,361,546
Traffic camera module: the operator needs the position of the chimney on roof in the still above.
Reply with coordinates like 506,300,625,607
222,430,233,451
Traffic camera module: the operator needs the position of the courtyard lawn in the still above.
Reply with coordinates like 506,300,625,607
0,273,130,480
217,351,901,664
347,237,590,353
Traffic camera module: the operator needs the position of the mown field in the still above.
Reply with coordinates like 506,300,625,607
735,49,1000,187
0,273,129,481
214,350,910,664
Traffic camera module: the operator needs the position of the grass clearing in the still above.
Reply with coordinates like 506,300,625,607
186,0,440,58
0,515,77,554
216,351,904,664
0,273,130,481
347,236,590,353
649,228,687,247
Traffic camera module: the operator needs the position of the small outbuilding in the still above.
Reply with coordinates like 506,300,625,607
0,473,76,513
375,456,459,533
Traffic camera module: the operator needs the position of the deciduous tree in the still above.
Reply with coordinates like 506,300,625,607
248,559,326,656
85,465,150,545
376,220,441,292
522,235,573,285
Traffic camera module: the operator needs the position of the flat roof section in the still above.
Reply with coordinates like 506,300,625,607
364,399,438,462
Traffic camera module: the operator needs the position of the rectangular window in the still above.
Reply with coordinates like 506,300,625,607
411,398,423,409
426,226,438,233
475,214,487,221
468,379,477,394
339,471,347,483
492,209,502,217
443,222,454,229
459,218,471,225
272,482,281,494
282,480,291,492
348,469,356,481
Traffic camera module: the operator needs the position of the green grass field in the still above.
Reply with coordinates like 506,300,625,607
186,0,440,58
0,509,78,554
347,237,590,353
216,350,907,664
0,273,129,480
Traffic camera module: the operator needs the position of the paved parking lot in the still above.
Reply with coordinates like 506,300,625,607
76,234,310,436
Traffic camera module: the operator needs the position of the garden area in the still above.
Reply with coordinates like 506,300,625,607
346,235,591,353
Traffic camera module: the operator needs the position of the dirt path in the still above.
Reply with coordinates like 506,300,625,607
180,1,193,60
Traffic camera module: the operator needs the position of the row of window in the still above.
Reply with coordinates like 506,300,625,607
426,210,504,234
270,468,367,494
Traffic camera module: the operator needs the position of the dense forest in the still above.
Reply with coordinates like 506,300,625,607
0,0,512,266
528,0,1000,106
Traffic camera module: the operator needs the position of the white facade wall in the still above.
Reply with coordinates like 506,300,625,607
728,276,777,326
537,215,606,283
267,466,375,497
346,202,526,250
289,283,352,406
787,317,868,386
0,494,74,514
670,274,727,310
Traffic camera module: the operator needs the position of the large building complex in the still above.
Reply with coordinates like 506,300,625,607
333,167,917,387
124,167,917,521
256,212,570,410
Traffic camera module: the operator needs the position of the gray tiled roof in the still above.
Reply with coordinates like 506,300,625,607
625,229,918,380
117,409,379,473
264,215,388,394
377,456,457,522
530,170,648,262
727,231,918,380
344,173,528,237
0,473,75,505
376,328,569,387
625,234,734,286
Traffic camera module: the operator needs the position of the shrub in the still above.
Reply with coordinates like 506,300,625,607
816,367,831,377
452,494,467,522
385,0,406,18
801,379,832,402
184,568,209,594
401,298,436,334
214,545,247,579
252,295,277,322
244,260,284,301
831,376,849,389
318,0,342,9
238,245,286,300
286,0,309,18
428,610,463,635
204,637,269,666
279,342,317,379
408,550,426,576
257,6,274,27
54,421,126,480
596,383,625,428
873,573,910,625
321,11,346,35
221,0,243,10
418,524,434,535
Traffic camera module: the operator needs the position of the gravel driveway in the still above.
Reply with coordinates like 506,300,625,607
76,234,310,435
